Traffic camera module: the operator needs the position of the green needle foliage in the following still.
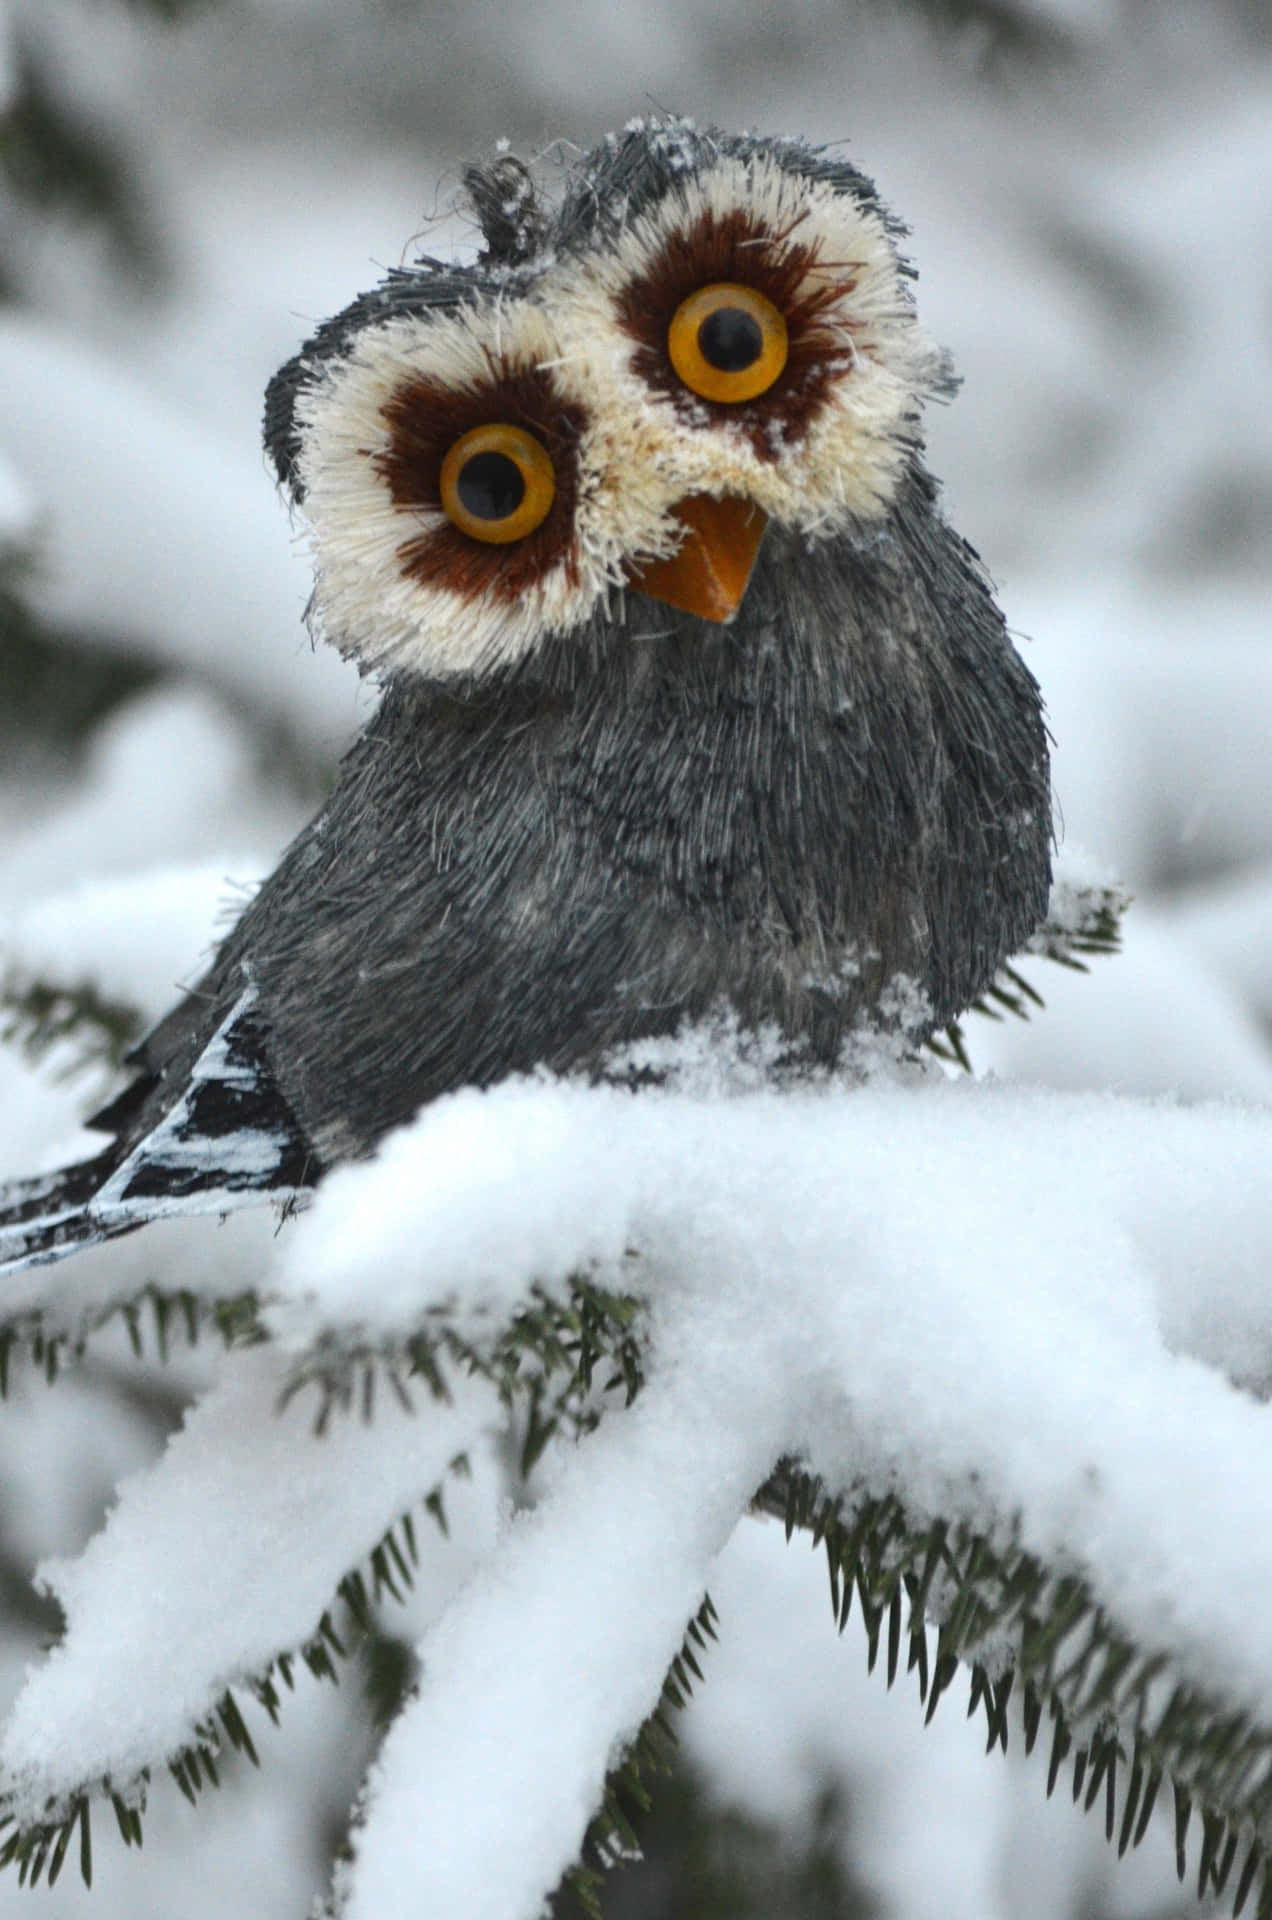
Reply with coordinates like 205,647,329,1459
0,977,143,1081
0,887,1140,1902
562,1597,722,1920
0,557,162,750
755,1465,1272,1920
0,44,162,290
11,1289,1269,1919
0,1474,469,1890
933,874,1126,1069
0,4,1244,1914
897,0,1082,66
0,1283,265,1397
555,1772,879,1920
285,1275,648,1475
0,871,1126,1383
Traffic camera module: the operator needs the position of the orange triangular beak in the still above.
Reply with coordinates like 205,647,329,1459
627,494,768,623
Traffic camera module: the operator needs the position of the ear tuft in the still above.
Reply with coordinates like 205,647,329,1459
462,154,546,266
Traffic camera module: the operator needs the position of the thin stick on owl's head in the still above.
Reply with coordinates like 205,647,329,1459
462,155,548,267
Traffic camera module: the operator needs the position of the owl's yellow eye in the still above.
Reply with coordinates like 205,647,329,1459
439,424,556,543
667,283,789,404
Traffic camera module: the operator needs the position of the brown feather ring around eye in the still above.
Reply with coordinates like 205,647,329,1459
667,283,789,404
439,423,556,543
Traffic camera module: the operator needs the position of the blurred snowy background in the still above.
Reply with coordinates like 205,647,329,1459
0,0,1269,1915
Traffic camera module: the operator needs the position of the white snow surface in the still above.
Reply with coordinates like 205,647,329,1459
281,1065,1272,1916
683,1513,1185,1920
1,859,264,1024
970,904,1272,1103
8,1063,1271,1915
0,450,32,547
0,687,291,913
0,316,363,757
338,1269,786,1920
0,1345,501,1813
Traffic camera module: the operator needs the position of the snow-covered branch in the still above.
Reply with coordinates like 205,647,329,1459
4,1064,1272,1912
0,1346,499,1830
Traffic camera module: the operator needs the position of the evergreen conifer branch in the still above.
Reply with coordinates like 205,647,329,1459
0,1283,265,1396
0,39,163,282
558,1595,720,1920
0,1253,642,1448
0,1472,470,1888
932,873,1128,1069
0,973,142,1079
1026,875,1127,969
0,551,164,745
285,1276,647,1467
0,1283,648,1885
903,0,1081,67
757,1461,1272,1918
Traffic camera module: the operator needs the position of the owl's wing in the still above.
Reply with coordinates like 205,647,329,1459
0,988,315,1279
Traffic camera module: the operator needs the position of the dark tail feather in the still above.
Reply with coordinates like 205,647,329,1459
0,1153,117,1224
0,1149,123,1272
0,1163,150,1276
0,990,318,1282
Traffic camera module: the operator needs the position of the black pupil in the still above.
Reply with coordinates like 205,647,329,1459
456,449,526,522
697,306,764,374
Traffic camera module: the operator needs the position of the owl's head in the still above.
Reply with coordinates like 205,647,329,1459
265,119,951,680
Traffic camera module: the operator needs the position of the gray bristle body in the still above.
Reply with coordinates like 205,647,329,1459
5,118,1052,1265
118,464,1049,1168
556,120,901,254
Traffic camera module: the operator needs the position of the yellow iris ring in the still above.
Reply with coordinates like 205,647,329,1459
439,423,556,544
667,283,789,405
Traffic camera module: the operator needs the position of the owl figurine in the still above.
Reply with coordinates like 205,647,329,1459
0,118,1051,1274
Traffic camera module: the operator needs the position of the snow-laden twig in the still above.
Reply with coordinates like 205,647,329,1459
0,1345,499,1824
275,1070,1272,1918
4,1067,1272,1914
332,1266,785,1920
0,317,361,757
